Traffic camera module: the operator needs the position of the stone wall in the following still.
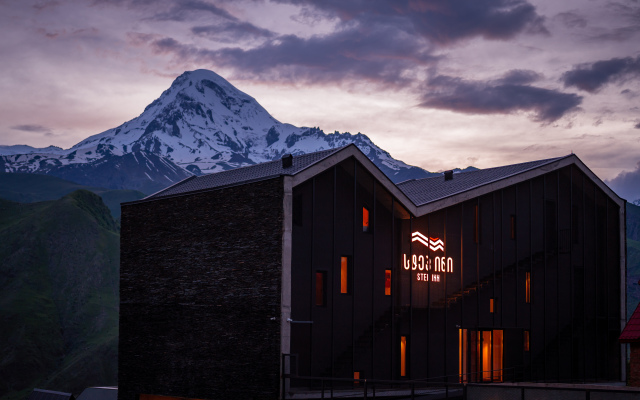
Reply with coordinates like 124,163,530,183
119,177,284,400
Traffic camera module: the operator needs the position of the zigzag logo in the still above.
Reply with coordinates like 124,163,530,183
411,231,444,252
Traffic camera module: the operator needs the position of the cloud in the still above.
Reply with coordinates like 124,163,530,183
191,21,275,42
635,122,640,129
561,56,640,93
10,124,52,133
497,69,543,85
419,75,582,122
147,0,237,22
607,161,640,201
145,27,437,86
554,11,587,29
275,0,548,45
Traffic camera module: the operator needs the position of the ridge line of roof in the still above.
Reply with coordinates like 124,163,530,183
405,154,573,206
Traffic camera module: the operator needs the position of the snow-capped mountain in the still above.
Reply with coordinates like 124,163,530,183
1,70,434,193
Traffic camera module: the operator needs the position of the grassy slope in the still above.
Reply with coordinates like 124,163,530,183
0,173,145,219
0,191,119,400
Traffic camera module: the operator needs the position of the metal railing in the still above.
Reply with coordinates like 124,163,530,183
281,354,522,400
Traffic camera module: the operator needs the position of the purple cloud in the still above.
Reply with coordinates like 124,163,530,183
10,124,52,133
562,56,640,93
420,75,582,122
146,27,437,86
273,0,548,45
191,22,275,42
607,161,640,202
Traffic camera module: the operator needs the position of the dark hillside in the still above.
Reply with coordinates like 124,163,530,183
0,191,119,400
0,173,145,219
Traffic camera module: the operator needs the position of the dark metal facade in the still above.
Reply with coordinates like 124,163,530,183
290,157,623,383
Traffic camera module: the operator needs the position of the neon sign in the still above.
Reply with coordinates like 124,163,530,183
403,231,454,283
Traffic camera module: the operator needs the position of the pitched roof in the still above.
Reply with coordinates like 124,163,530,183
620,302,640,342
27,389,75,400
147,147,345,199
397,156,568,207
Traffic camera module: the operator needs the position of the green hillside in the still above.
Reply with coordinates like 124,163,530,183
0,191,119,400
0,173,145,219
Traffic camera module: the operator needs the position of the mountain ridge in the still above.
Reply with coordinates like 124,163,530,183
0,70,435,193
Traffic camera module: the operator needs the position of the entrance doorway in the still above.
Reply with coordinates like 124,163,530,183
459,329,503,383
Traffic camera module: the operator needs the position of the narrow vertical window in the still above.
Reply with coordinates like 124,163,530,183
524,330,530,351
353,371,360,382
385,269,391,296
489,298,494,313
510,215,516,240
525,272,531,303
315,271,326,306
362,206,370,232
400,336,407,377
474,204,479,243
340,256,349,294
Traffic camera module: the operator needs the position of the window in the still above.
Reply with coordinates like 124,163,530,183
385,269,391,296
340,256,350,294
524,330,530,351
525,272,531,303
353,371,360,384
510,215,516,240
489,298,494,313
474,204,479,243
315,271,326,306
400,336,407,377
363,206,370,232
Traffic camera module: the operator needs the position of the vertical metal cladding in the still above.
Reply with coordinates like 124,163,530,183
290,161,622,384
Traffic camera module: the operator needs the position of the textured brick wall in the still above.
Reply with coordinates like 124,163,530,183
119,178,284,400
630,344,640,386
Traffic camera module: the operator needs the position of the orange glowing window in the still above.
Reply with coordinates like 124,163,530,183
341,257,349,294
525,272,531,303
315,271,326,306
400,336,407,377
385,270,391,295
363,207,370,232
524,330,530,351
353,371,360,380
489,298,494,313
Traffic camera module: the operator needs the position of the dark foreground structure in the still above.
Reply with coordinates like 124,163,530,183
119,145,626,400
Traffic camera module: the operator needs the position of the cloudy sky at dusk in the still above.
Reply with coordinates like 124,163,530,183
1,0,639,199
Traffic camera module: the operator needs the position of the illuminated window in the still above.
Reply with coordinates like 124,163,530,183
524,330,530,351
474,204,479,243
400,336,407,377
510,215,516,240
340,257,350,294
525,272,531,303
353,371,360,385
315,271,326,306
363,206,370,232
489,298,494,313
385,269,391,295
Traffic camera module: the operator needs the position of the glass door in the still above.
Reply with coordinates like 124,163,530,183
459,329,503,383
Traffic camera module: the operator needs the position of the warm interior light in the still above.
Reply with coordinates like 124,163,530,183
385,270,391,295
482,331,491,381
353,371,360,381
363,207,370,232
510,215,516,239
493,330,503,382
400,336,407,377
315,272,325,306
524,330,530,352
489,298,494,313
525,272,531,303
341,257,348,294
459,329,468,383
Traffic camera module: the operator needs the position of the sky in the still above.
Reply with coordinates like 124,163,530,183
1,0,639,200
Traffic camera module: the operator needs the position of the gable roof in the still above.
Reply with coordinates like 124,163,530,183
27,389,75,400
397,156,567,207
146,147,345,199
620,302,640,343
134,145,624,216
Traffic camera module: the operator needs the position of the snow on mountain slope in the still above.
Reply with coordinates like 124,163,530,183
1,70,434,191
